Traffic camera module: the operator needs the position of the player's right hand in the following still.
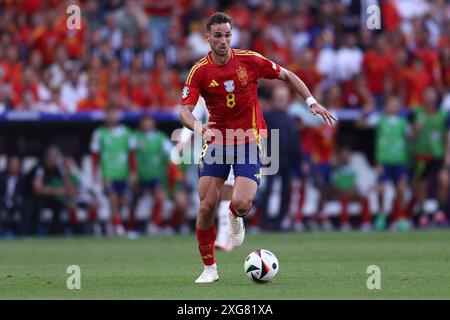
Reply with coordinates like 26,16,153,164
200,122,216,141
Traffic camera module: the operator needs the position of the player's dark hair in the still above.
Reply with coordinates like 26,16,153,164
206,12,232,32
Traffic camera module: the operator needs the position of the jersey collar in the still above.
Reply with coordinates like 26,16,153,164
207,48,234,65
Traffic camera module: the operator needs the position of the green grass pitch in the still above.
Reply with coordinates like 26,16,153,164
1,230,450,299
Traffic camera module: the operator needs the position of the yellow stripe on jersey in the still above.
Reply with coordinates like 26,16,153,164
251,105,262,150
234,50,265,60
186,58,208,85
186,57,207,84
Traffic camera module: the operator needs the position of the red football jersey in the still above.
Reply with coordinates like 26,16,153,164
181,49,281,145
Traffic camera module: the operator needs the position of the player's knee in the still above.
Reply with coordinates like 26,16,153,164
199,201,216,217
232,197,252,215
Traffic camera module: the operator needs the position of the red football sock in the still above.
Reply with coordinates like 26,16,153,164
69,208,78,225
152,200,163,227
360,198,371,224
196,225,216,266
89,208,97,222
128,206,136,231
391,196,401,222
112,214,122,226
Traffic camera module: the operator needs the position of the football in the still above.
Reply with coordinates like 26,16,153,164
244,249,279,283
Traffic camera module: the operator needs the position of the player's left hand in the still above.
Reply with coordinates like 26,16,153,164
309,104,338,126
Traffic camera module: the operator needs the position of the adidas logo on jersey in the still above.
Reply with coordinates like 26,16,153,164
208,79,219,88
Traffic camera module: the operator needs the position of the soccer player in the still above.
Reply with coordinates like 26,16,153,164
132,114,173,234
90,107,135,236
410,86,450,227
374,96,411,231
179,12,337,283
176,98,235,250
328,146,371,231
310,121,339,231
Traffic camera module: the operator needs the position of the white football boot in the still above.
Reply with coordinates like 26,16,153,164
229,210,245,247
195,264,219,283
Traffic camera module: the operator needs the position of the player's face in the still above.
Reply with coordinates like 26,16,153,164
7,156,21,174
424,87,438,109
105,110,119,126
207,23,232,56
140,117,155,131
338,149,351,164
44,149,60,168
386,98,399,115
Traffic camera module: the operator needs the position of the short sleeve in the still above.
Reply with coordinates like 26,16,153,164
162,136,173,157
180,63,203,106
251,52,281,79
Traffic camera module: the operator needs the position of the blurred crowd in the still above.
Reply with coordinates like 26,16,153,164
1,0,450,237
0,0,448,113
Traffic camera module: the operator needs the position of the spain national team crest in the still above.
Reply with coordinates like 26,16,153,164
236,66,248,84
223,80,235,93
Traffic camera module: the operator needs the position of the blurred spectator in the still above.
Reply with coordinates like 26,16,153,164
37,68,53,107
0,84,13,112
116,33,136,73
290,10,311,54
410,86,450,227
136,31,155,70
366,96,412,231
336,33,363,81
0,155,26,237
63,156,100,235
260,86,302,231
100,12,123,51
131,114,173,234
60,67,87,113
26,146,75,235
328,146,372,231
362,34,394,108
16,90,38,111
116,0,148,38
12,67,39,109
77,81,107,112
49,45,69,88
290,48,323,95
311,120,339,231
145,0,176,51
406,57,434,108
0,0,446,114
315,29,338,83
187,17,211,58
83,0,102,31
90,107,135,236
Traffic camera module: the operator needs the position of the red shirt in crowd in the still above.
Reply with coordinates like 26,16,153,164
363,50,394,95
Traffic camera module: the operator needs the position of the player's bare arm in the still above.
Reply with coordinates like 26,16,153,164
179,104,215,140
277,67,337,126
